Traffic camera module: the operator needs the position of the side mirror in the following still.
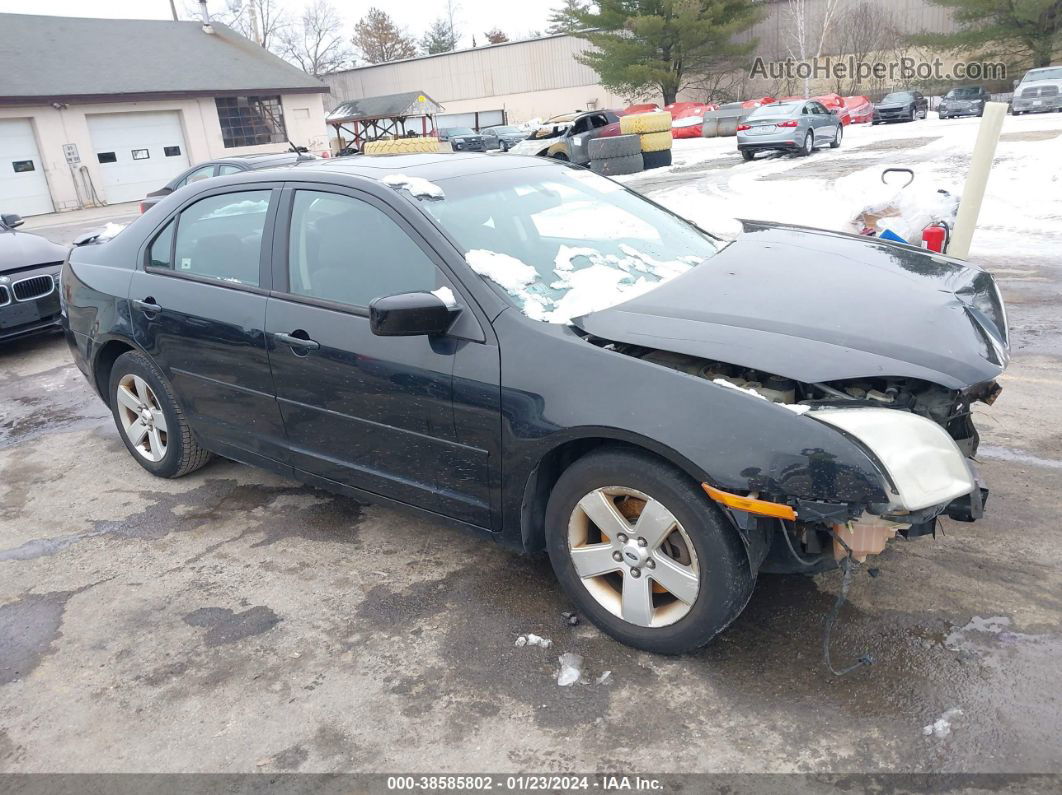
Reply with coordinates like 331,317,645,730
1,213,23,229
369,291,458,337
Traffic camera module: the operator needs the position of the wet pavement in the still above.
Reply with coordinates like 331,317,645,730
1,137,1061,774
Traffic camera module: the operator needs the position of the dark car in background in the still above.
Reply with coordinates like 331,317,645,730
1,212,67,342
437,127,487,151
138,151,316,213
481,125,528,151
873,90,928,123
938,86,989,118
61,153,1007,657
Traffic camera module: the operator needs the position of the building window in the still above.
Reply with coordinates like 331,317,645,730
12,160,35,172
215,95,287,148
164,146,182,157
132,149,150,160
97,152,117,164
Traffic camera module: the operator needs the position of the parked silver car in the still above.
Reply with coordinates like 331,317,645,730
736,100,842,160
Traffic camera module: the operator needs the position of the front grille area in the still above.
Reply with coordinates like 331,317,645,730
13,275,55,301
0,285,10,306
1022,86,1060,98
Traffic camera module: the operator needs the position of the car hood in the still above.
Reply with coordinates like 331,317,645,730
875,102,910,109
573,221,1008,390
0,229,68,273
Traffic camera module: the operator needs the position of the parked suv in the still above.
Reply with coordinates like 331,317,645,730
437,127,488,152
938,86,989,118
873,90,928,123
138,152,316,213
1011,66,1062,115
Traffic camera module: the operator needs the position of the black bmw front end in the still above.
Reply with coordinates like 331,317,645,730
0,217,68,342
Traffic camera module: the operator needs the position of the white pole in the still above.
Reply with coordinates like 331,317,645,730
949,101,1007,260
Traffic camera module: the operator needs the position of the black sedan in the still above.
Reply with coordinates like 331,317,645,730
481,124,528,151
1,212,67,342
873,90,928,123
938,85,989,118
61,154,1007,654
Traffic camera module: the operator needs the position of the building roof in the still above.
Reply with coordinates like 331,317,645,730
0,13,327,105
326,91,444,125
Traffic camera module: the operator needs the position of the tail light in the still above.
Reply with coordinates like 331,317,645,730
777,120,798,128
138,202,148,214
736,124,751,131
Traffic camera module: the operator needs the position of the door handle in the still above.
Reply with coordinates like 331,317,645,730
273,331,320,351
132,297,160,315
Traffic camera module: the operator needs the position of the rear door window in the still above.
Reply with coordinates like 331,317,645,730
177,165,216,188
166,190,271,286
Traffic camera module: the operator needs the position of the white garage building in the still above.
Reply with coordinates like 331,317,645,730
0,13,330,216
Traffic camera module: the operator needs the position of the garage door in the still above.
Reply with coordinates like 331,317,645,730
87,111,190,204
0,118,53,217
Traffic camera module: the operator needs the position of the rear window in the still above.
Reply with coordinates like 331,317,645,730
748,102,801,118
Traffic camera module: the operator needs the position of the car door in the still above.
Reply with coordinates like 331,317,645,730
264,184,495,526
129,184,290,466
568,114,607,164
807,102,831,142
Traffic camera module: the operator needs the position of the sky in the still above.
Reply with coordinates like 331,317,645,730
0,0,561,50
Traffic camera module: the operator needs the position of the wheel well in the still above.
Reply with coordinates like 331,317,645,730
92,340,136,399
519,438,700,553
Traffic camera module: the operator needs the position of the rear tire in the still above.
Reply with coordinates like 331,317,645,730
108,350,212,479
545,449,755,654
799,131,813,156
830,124,843,148
741,149,755,161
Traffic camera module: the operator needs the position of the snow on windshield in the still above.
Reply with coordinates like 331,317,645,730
382,174,445,199
423,166,720,324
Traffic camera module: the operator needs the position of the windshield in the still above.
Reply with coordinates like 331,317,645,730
1022,67,1062,82
748,101,801,118
443,127,475,137
489,126,520,134
946,87,981,98
414,165,721,323
883,92,913,102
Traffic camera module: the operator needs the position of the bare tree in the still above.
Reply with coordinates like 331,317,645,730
207,0,288,49
785,0,845,97
279,0,352,76
831,2,902,96
354,7,418,63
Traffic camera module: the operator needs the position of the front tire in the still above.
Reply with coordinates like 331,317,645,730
108,351,212,478
545,450,754,654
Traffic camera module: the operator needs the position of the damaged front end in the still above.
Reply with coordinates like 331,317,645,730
574,221,1009,572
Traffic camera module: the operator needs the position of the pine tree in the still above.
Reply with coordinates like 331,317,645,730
547,0,588,34
576,0,764,105
421,17,458,54
911,0,1062,69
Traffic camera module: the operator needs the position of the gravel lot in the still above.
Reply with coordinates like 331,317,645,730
1,119,1060,774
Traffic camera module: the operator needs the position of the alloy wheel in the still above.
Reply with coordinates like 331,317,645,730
567,487,700,627
115,374,168,462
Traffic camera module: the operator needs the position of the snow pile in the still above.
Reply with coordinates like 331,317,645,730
382,173,445,199
923,707,963,738
431,286,457,307
514,633,552,648
556,652,584,686
98,222,127,240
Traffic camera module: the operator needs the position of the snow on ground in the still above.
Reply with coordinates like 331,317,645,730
620,111,1062,263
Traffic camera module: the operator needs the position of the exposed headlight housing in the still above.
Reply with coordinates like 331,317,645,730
811,408,975,511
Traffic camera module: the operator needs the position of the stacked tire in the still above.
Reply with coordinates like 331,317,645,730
620,111,674,169
588,134,643,176
363,137,440,155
